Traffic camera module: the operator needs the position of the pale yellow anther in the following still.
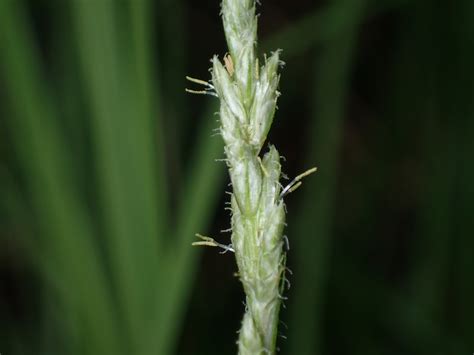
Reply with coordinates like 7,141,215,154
224,54,235,77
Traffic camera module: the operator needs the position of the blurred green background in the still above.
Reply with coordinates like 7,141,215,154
0,0,473,354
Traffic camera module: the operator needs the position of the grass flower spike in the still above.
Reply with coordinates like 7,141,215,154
212,2,284,353
192,0,315,353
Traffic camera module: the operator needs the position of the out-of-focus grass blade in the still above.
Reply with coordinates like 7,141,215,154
389,2,467,352
71,0,164,352
0,1,121,354
409,0,474,349
263,0,406,57
379,3,449,351
155,102,225,354
127,0,169,242
286,1,367,354
125,0,173,352
156,0,187,189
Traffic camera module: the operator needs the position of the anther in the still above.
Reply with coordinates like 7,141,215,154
279,167,317,199
192,234,235,253
185,76,218,97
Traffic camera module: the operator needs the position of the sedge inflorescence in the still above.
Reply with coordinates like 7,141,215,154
190,0,315,353
212,1,286,353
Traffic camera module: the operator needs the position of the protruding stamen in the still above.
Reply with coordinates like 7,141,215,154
186,76,215,88
185,76,218,97
280,167,318,199
192,233,235,253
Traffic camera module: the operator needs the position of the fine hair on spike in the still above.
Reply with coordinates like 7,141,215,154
283,235,290,251
279,320,288,330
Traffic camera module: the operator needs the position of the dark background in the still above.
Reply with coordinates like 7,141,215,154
1,0,473,354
